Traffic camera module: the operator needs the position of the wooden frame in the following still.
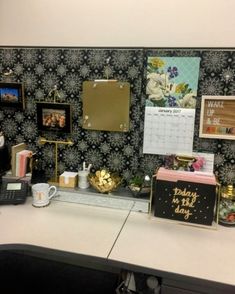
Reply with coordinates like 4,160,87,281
199,96,235,140
0,82,25,109
36,102,72,134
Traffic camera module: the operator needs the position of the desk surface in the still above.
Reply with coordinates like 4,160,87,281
0,197,129,259
109,212,235,287
0,197,235,289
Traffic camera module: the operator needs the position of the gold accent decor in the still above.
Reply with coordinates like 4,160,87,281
46,85,61,103
221,184,235,200
88,169,122,193
82,81,130,132
38,137,73,184
175,155,196,162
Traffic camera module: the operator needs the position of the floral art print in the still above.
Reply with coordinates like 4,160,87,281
146,57,201,108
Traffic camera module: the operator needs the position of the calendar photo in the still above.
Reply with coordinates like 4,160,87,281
146,56,200,109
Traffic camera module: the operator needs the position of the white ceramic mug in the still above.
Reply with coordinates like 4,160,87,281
32,183,57,207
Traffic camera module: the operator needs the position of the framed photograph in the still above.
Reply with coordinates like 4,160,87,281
36,102,72,134
0,82,25,109
199,96,235,140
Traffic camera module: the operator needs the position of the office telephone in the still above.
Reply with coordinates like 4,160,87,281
0,178,28,204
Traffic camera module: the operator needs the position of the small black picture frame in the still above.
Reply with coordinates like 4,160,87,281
36,102,72,134
0,82,25,109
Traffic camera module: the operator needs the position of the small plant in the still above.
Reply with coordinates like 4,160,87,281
129,175,144,187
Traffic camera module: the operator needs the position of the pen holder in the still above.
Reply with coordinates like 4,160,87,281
78,170,90,189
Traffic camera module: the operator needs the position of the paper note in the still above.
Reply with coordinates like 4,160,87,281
192,152,215,174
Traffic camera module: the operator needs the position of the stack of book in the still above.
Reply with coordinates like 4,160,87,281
11,143,32,177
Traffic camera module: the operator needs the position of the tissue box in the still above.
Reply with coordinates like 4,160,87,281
59,171,78,188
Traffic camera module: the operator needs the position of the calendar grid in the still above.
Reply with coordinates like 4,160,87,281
143,107,195,155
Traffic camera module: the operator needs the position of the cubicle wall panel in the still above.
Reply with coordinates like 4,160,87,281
0,47,144,181
0,47,234,185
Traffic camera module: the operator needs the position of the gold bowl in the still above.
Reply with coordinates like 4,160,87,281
88,169,122,194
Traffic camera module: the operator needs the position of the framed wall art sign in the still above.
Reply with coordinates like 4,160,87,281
199,96,235,140
0,82,25,109
154,168,218,227
36,102,72,134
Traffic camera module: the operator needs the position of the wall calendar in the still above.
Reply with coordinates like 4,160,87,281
143,106,195,155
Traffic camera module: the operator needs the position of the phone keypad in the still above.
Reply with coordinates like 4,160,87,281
0,182,27,204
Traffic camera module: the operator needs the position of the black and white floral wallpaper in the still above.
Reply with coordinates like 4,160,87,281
0,47,234,185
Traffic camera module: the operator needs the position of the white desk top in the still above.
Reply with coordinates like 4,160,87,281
109,212,235,287
0,197,235,289
0,198,129,259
